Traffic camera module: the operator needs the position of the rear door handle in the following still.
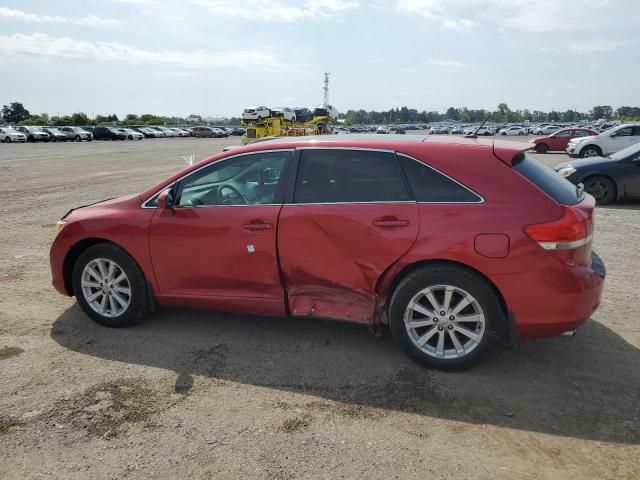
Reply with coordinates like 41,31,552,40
372,217,410,229
243,221,273,232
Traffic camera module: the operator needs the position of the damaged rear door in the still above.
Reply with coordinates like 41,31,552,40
278,148,419,324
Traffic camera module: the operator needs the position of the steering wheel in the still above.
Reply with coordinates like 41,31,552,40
217,184,248,205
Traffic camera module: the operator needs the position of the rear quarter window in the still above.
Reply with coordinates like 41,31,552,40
513,153,584,205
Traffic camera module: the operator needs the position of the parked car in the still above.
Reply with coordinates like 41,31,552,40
376,126,391,134
192,126,215,138
170,128,190,137
230,127,245,136
395,127,406,134
242,106,271,122
145,127,166,137
463,126,494,136
293,108,313,123
59,126,93,141
42,127,69,142
535,125,562,135
272,107,296,122
211,128,228,138
530,128,599,153
566,124,640,158
92,127,126,141
0,127,26,143
50,136,604,371
429,125,448,135
158,127,178,137
15,126,50,142
313,105,339,120
118,128,144,140
555,142,640,205
499,126,528,136
133,127,160,138
450,126,464,134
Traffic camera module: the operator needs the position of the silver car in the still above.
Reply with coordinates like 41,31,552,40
0,127,27,143
59,126,93,141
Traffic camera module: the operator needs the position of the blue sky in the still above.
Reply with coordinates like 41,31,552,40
0,0,638,117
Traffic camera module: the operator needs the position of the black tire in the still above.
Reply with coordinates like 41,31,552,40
584,176,617,205
580,145,601,158
519,131,525,136
28,136,35,143
75,135,81,142
72,243,151,328
389,264,503,371
535,143,549,154
4,137,11,143
257,116,262,123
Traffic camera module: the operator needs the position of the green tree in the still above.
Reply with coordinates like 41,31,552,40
2,102,31,124
590,105,613,120
70,112,90,125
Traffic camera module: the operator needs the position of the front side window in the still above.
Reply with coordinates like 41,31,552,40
556,130,571,138
176,151,289,206
398,155,482,203
294,149,410,203
574,130,590,137
615,127,632,137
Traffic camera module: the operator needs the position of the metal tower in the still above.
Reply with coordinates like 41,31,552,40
323,72,330,107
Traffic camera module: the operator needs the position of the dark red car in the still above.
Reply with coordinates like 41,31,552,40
530,127,599,154
50,136,605,370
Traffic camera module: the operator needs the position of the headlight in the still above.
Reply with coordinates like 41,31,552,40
56,220,67,233
557,166,576,178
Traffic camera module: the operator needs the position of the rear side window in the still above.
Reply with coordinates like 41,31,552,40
513,153,584,205
294,149,410,203
398,155,482,203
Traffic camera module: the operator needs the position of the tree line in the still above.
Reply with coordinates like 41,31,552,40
2,101,640,127
0,103,241,126
342,103,640,125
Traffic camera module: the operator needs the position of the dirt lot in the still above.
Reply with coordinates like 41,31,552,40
0,134,638,479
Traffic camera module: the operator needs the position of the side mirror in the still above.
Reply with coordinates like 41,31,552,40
157,188,174,210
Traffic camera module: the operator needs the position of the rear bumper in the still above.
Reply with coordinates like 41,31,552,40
494,251,605,339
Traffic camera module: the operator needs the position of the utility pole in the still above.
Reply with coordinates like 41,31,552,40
323,72,330,107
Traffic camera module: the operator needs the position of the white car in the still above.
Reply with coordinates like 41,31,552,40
118,128,144,140
0,127,27,143
242,106,271,122
566,123,640,158
499,126,528,136
313,105,339,120
463,126,494,136
272,107,296,122
376,126,391,134
170,128,190,137
535,125,562,135
158,127,177,137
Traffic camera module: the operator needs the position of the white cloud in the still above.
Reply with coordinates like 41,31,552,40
0,32,299,71
191,0,359,22
430,59,468,71
0,7,122,27
396,0,474,29
569,40,627,54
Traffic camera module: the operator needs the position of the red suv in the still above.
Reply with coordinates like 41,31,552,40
50,136,605,370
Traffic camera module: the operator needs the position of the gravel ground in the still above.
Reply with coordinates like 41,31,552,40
0,134,639,479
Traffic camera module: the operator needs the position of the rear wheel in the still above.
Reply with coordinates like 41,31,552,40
535,143,549,153
580,145,601,158
584,176,616,205
4,137,11,143
75,135,81,141
389,265,503,371
72,243,151,327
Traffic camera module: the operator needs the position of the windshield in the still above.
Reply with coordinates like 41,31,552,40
609,142,640,161
601,126,621,136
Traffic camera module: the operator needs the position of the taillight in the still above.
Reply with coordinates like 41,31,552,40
525,206,591,250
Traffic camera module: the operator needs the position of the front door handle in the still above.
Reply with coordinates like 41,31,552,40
244,221,273,232
372,217,410,229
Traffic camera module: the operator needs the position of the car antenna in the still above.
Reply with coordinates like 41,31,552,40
465,115,491,138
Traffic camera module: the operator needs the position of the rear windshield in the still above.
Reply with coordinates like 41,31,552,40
513,153,584,205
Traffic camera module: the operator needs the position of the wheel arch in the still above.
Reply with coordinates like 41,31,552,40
62,238,155,306
579,144,602,156
580,172,619,200
381,259,509,327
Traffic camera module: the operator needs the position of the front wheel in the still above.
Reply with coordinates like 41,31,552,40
72,243,151,327
389,265,503,371
580,146,601,158
4,137,11,143
584,176,616,205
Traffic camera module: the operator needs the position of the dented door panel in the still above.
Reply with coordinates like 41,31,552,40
278,203,419,323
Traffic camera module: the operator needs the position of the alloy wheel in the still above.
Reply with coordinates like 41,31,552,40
81,258,131,318
404,285,485,359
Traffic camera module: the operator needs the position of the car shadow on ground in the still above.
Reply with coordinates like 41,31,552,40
51,305,640,444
